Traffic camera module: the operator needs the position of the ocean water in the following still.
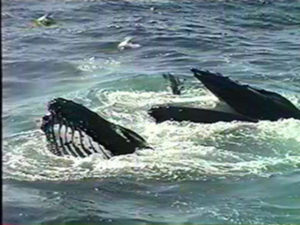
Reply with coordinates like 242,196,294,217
2,0,300,224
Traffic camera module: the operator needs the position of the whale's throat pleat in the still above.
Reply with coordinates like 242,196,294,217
42,114,111,159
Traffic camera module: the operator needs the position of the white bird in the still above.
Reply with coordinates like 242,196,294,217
118,36,141,50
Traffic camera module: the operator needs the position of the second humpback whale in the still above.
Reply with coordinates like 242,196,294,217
41,98,150,158
149,69,300,123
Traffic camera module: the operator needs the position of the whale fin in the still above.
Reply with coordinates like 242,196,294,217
163,73,184,95
191,68,300,121
41,98,149,158
148,105,257,123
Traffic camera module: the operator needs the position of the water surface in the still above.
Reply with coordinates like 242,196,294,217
2,0,300,224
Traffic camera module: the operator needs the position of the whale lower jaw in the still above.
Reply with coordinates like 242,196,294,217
149,106,257,124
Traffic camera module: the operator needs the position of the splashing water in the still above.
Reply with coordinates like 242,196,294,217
4,87,300,182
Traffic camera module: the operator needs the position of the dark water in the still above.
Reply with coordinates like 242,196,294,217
2,0,300,224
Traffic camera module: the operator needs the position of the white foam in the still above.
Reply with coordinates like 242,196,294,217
77,57,121,73
3,89,300,181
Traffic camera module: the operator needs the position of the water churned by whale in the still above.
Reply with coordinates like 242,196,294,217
41,69,300,158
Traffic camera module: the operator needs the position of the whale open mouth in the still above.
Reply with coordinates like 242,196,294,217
41,98,111,158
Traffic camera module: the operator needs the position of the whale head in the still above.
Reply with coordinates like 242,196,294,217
41,98,150,158
41,98,112,158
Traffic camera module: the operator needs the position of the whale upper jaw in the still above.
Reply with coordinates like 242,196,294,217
191,68,300,121
41,98,149,158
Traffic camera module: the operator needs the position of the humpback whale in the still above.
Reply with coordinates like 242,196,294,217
41,98,150,158
149,69,300,123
